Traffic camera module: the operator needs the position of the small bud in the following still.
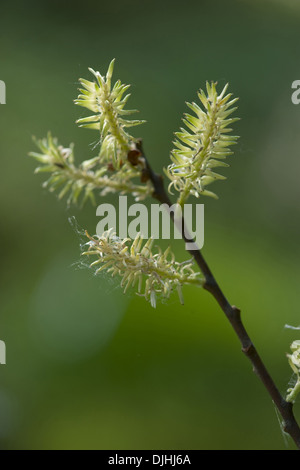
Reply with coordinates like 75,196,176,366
107,163,115,172
127,149,142,165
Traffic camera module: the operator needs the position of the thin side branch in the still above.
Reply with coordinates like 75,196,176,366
136,139,300,449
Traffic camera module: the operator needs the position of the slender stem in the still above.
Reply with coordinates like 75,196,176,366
136,139,300,449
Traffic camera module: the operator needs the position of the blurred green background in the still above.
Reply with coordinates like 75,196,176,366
1,0,300,450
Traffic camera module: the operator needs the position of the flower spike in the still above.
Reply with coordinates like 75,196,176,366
29,133,152,206
75,59,146,168
166,81,239,206
83,230,203,308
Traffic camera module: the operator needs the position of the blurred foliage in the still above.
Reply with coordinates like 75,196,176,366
1,0,300,450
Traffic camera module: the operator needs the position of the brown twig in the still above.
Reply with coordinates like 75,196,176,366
136,139,300,449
